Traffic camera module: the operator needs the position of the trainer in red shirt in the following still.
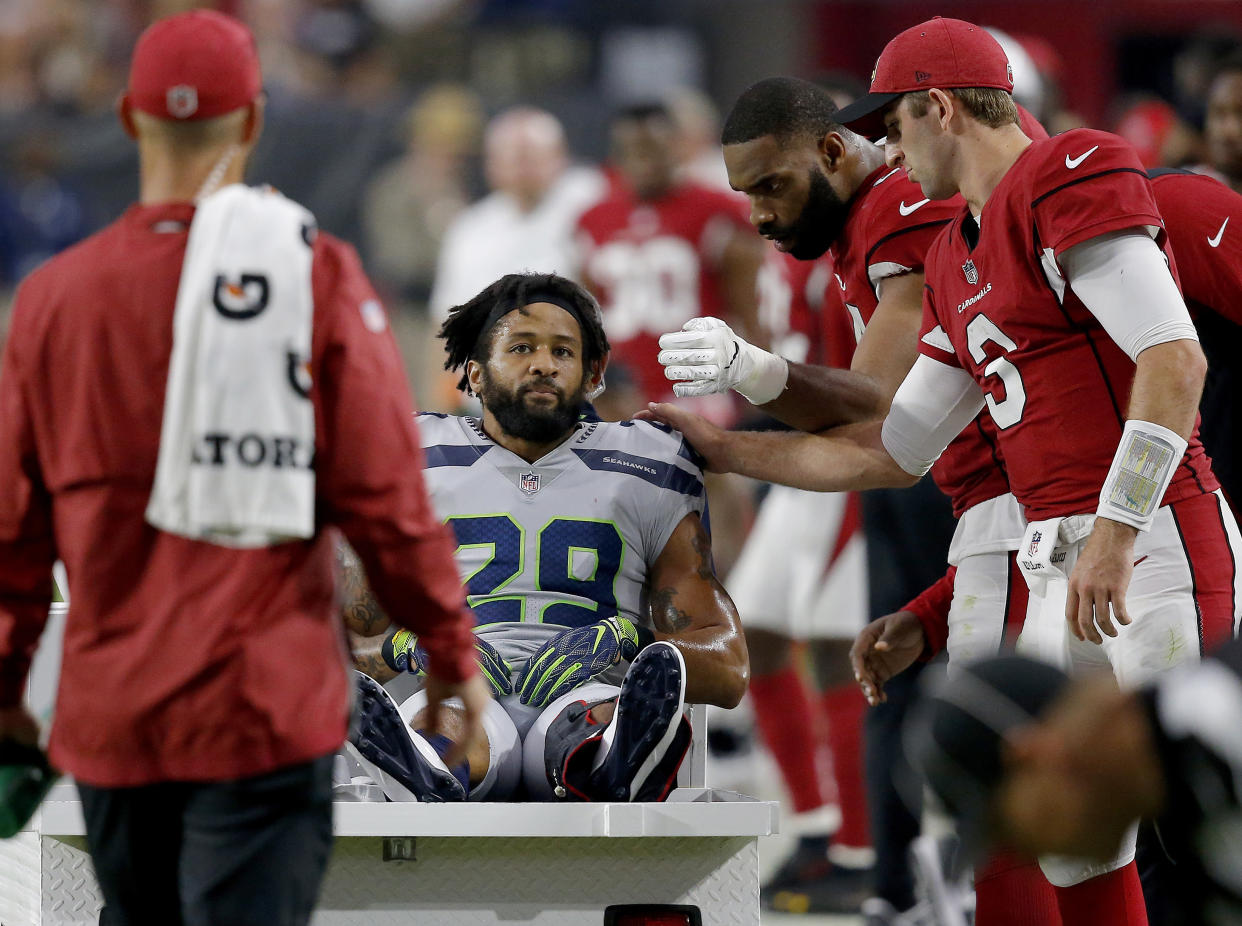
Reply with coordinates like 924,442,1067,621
0,11,484,925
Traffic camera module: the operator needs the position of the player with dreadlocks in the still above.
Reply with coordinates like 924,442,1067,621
339,272,749,802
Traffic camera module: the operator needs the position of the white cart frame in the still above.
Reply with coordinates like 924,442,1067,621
2,604,778,926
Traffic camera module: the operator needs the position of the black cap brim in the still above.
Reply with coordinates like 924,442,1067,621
835,91,901,140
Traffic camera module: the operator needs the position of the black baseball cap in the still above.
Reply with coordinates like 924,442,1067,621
905,655,1069,857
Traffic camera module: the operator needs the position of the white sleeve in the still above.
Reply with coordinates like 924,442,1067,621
1061,231,1199,362
881,355,986,477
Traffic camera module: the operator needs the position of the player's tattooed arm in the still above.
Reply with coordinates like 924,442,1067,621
645,513,749,708
649,587,695,632
337,537,392,638
348,629,399,683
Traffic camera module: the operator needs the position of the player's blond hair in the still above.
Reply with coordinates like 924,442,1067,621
905,88,1019,129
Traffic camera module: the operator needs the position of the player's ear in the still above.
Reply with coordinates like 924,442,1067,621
928,88,955,131
465,358,484,397
586,352,608,394
819,130,850,174
241,95,266,146
117,94,139,140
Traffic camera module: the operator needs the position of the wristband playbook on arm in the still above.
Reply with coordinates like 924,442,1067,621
1097,419,1187,531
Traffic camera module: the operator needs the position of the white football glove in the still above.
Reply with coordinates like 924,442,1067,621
657,318,789,405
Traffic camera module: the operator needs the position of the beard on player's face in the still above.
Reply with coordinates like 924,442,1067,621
759,166,850,261
480,367,585,444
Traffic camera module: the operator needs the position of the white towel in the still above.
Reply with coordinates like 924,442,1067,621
1016,514,1096,597
146,184,317,548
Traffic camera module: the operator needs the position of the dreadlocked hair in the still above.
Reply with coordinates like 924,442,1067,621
438,272,610,393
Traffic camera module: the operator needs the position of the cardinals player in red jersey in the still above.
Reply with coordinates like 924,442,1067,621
649,19,1241,926
1149,169,1242,507
853,164,1242,926
658,77,1057,923
862,167,1242,689
576,103,766,421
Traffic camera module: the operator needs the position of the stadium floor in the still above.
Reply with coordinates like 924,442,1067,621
758,832,863,926
750,755,864,926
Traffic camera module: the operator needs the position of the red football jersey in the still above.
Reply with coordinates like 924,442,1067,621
577,183,749,403
0,202,475,786
760,250,832,366
919,129,1217,521
831,165,1010,516
1151,170,1242,326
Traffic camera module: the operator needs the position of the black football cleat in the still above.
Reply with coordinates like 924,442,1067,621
349,671,466,802
588,641,691,802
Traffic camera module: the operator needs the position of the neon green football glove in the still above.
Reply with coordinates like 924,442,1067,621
382,628,513,698
515,616,654,707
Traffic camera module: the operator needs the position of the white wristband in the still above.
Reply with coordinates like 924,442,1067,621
735,347,789,405
1096,419,1187,531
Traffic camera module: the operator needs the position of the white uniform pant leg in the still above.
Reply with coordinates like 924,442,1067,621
1020,494,1242,885
946,550,1024,672
726,486,864,639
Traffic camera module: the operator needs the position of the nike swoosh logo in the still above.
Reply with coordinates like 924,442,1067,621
1208,216,1230,248
834,273,847,291
725,341,739,371
1064,145,1099,169
899,199,931,216
1133,555,1149,567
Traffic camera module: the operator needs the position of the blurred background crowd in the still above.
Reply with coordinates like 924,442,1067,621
6,0,1242,374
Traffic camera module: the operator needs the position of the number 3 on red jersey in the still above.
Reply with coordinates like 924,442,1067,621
966,314,1026,429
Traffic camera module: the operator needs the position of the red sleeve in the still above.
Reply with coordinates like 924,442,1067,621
902,566,956,659
1029,130,1164,258
916,274,962,369
1154,172,1242,326
864,175,959,284
311,237,476,683
0,286,57,707
821,285,858,370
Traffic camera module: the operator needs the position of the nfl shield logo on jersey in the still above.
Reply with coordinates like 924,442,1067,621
520,472,541,495
962,259,979,285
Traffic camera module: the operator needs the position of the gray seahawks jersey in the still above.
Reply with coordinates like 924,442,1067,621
417,413,706,672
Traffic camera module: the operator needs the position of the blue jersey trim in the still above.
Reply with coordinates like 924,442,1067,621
571,448,704,497
424,443,491,469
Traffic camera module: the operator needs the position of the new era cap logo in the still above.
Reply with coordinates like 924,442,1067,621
915,70,932,83
166,85,198,119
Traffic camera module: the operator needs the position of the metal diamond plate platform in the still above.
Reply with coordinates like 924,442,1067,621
17,799,770,926
313,835,759,925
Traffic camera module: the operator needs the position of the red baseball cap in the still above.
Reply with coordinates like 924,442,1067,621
836,18,1014,137
126,10,262,121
